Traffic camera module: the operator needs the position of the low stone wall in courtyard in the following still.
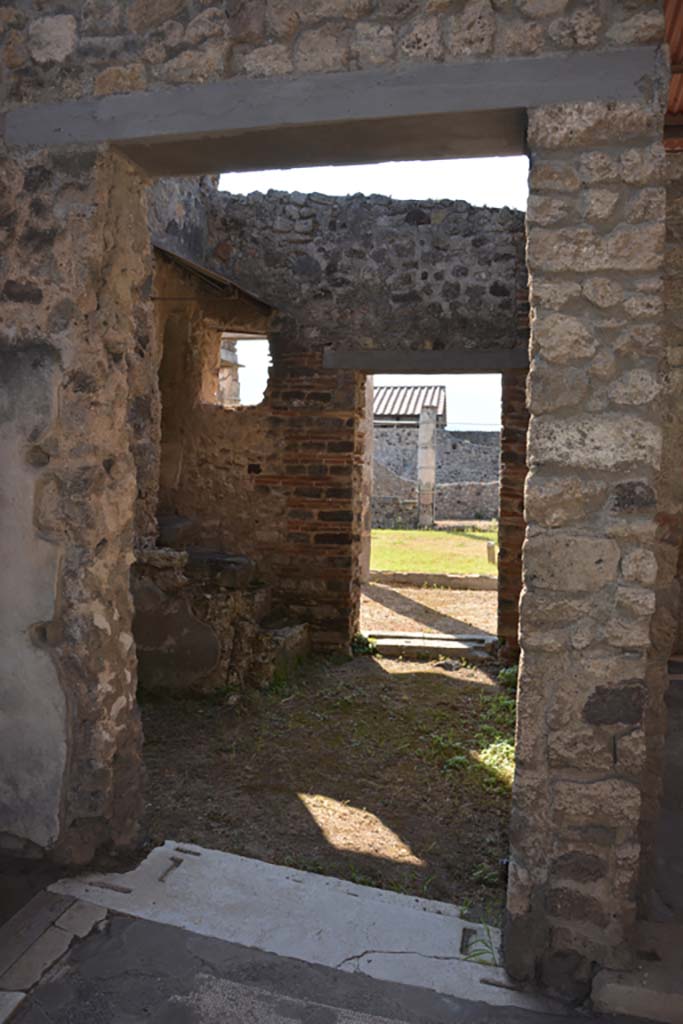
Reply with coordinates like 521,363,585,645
372,496,418,530
435,481,499,521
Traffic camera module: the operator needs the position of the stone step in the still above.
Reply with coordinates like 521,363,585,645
368,629,494,646
369,633,495,661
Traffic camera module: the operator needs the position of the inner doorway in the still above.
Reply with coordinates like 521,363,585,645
361,372,502,656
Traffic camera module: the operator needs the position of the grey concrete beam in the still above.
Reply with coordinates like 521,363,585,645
322,349,529,374
3,46,661,175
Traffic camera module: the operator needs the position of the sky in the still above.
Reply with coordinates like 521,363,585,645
222,156,529,428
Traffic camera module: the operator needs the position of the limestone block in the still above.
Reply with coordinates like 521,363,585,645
445,0,495,57
621,146,666,186
608,369,661,406
524,532,619,591
517,0,568,15
616,729,646,775
498,20,544,55
399,15,443,61
546,887,608,928
621,548,658,586
295,25,350,72
606,10,665,45
528,102,659,150
547,10,602,49
127,0,185,33
528,224,664,273
548,728,614,771
28,15,76,64
530,280,581,309
584,188,619,222
165,43,228,83
524,472,606,527
185,8,227,45
94,64,146,96
353,23,395,66
582,277,623,308
528,414,661,470
525,195,571,226
553,779,640,828
529,162,580,193
531,312,595,363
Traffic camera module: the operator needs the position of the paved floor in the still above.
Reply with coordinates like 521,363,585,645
8,914,654,1024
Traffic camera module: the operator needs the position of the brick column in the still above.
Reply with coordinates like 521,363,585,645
359,374,373,584
264,346,366,650
497,369,528,660
505,83,670,999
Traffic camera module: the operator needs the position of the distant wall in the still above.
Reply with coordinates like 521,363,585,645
435,481,499,521
374,425,500,483
373,424,500,522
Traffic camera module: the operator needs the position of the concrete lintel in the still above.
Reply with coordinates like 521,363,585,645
3,47,660,174
323,349,529,374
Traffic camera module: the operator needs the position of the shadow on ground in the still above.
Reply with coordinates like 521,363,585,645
141,654,513,919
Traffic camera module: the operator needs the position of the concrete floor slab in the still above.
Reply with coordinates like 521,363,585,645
50,841,562,1014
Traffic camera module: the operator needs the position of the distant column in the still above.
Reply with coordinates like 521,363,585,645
417,406,437,528
359,375,373,583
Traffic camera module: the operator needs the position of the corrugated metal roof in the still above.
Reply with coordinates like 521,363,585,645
373,385,447,420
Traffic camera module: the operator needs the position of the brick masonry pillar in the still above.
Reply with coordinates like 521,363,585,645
497,369,529,660
359,374,373,584
505,80,672,1000
264,345,366,650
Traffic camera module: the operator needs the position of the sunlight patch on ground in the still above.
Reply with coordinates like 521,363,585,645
298,793,425,866
472,740,515,787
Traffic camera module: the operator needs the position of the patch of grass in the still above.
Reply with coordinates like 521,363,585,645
371,529,498,576
419,690,516,794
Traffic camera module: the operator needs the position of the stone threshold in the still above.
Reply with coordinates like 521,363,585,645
48,840,565,1016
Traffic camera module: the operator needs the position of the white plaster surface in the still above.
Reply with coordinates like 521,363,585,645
51,842,565,1014
0,360,66,848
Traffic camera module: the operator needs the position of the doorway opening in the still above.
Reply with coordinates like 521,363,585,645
137,155,529,925
362,373,501,656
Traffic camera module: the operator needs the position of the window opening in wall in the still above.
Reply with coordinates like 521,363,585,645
141,155,529,928
218,333,271,408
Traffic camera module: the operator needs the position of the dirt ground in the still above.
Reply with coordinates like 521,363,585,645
142,653,514,920
361,583,497,636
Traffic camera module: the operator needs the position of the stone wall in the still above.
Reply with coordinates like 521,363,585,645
372,496,418,530
435,481,499,521
1,0,674,1002
506,90,673,997
3,4,663,110
374,425,500,482
0,146,150,863
207,190,527,358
